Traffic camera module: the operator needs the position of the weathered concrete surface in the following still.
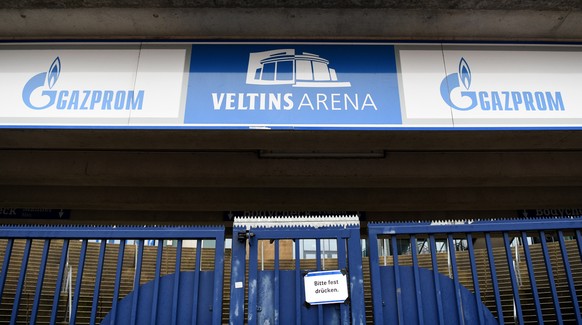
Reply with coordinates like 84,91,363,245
1,0,581,10
0,7,580,40
2,1,582,219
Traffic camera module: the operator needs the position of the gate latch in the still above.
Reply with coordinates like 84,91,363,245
237,230,255,243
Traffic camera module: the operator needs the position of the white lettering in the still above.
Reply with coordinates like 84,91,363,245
225,93,236,110
212,93,225,110
298,93,314,110
362,94,378,110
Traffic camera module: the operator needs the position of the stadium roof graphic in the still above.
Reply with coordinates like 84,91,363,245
246,49,351,87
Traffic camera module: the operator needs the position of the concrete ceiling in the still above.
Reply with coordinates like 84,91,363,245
0,0,581,40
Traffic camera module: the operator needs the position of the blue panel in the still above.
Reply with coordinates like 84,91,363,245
257,270,344,325
100,271,215,325
379,266,498,325
229,227,247,325
186,44,401,127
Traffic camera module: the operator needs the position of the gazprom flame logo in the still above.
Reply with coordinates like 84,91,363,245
22,57,62,110
440,57,565,112
440,57,477,111
22,57,144,111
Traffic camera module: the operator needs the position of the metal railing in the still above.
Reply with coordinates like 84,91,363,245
0,225,225,325
368,218,582,325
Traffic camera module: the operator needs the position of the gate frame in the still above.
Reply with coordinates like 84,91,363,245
0,224,225,325
229,217,366,325
368,218,582,325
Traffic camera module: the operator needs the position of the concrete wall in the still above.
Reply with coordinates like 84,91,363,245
1,1,582,223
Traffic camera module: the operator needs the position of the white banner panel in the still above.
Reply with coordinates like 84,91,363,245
398,44,582,127
0,44,188,126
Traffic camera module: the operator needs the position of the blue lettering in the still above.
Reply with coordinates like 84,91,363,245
502,92,512,111
478,91,490,110
511,92,522,111
67,91,79,110
523,92,535,111
90,91,102,110
547,92,565,111
80,90,91,110
56,90,69,110
535,92,547,111
126,91,144,110
491,92,502,111
114,91,126,110
102,91,114,110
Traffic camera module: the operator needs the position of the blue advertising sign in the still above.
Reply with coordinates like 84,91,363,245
3,42,582,129
185,44,401,128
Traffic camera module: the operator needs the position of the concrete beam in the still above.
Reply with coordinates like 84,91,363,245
1,185,581,211
1,150,581,188
0,8,580,41
2,129,582,151
1,0,581,10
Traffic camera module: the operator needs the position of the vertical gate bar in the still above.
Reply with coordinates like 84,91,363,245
191,239,202,325
30,239,51,325
391,236,404,324
502,232,524,324
110,239,127,325
248,234,259,325
130,240,144,325
347,227,365,325
10,239,32,325
0,238,13,307
336,237,348,324
367,231,384,325
484,232,504,325
410,236,424,325
520,232,543,324
447,234,465,325
212,232,225,325
295,239,302,325
230,227,247,325
274,239,280,325
539,230,563,324
70,239,88,325
466,233,485,325
151,241,163,325
171,239,183,325
557,230,581,323
90,240,107,325
51,239,69,325
316,239,323,325
576,230,582,262
429,235,445,325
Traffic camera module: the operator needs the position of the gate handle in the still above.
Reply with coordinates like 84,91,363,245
237,230,255,242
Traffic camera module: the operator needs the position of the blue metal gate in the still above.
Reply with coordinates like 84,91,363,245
0,225,225,325
368,218,582,325
229,216,366,325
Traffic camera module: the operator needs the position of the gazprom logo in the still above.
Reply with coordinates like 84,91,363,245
22,57,144,111
440,57,565,112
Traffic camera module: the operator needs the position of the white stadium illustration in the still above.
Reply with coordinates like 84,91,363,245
246,49,351,87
